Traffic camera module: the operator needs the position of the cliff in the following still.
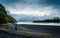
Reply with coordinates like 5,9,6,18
0,4,17,24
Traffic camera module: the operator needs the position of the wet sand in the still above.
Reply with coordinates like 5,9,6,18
0,24,60,38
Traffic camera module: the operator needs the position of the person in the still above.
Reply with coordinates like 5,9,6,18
15,24,17,31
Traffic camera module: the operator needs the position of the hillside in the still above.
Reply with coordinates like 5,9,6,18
0,4,16,24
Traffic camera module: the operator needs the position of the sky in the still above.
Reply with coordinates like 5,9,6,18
0,0,60,22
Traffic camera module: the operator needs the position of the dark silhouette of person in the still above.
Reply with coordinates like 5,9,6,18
15,24,17,31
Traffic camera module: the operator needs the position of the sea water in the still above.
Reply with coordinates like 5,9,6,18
16,22,60,26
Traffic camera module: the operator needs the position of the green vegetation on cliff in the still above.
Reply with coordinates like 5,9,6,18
0,4,17,24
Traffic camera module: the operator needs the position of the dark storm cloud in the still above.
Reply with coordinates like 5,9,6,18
37,0,60,6
0,0,20,4
45,0,60,6
0,0,60,6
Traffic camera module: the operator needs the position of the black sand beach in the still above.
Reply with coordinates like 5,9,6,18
0,30,38,38
0,24,60,38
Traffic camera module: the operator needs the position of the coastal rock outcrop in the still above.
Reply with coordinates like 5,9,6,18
0,4,16,24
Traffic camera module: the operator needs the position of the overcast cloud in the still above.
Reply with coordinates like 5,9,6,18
0,0,60,22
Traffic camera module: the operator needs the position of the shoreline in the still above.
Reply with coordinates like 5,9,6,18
0,24,60,38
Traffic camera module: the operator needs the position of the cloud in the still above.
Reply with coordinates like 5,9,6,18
1,0,60,21
7,4,59,17
10,14,47,22
0,0,39,5
1,0,60,6
45,0,60,6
